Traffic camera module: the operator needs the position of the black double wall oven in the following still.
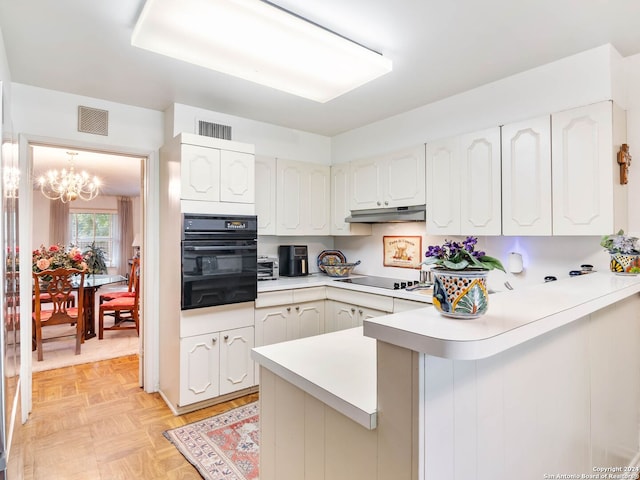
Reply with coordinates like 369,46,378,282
181,214,258,310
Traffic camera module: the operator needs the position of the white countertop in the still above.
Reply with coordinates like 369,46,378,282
363,271,640,360
258,273,433,303
251,327,377,430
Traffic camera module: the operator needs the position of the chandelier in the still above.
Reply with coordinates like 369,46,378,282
38,151,101,203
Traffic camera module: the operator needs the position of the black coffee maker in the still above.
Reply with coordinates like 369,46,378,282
278,245,309,277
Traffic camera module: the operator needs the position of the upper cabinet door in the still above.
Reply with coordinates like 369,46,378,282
307,164,331,235
459,128,502,235
350,157,382,210
276,159,306,235
551,101,614,235
426,137,460,235
330,164,372,236
384,146,426,208
255,156,277,235
181,144,221,202
502,116,552,236
220,150,255,204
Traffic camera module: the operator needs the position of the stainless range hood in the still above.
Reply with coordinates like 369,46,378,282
345,204,426,223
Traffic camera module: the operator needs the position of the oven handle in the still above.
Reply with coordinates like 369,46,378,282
183,245,257,252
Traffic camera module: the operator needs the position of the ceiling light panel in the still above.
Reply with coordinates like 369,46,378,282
132,0,392,102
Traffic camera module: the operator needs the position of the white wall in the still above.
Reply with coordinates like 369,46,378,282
169,103,332,164
624,52,640,237
332,44,617,164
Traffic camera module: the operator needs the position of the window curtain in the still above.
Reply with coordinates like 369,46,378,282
117,197,133,276
49,200,69,246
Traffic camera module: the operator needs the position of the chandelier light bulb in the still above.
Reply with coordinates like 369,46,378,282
38,151,101,203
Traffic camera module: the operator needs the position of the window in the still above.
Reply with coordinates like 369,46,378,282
69,211,117,267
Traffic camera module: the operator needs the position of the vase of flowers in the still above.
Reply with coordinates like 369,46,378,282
600,230,640,274
423,237,505,319
32,244,88,283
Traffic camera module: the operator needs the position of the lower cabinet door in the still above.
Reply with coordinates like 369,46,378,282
220,326,255,395
294,301,325,339
180,332,220,405
328,301,360,333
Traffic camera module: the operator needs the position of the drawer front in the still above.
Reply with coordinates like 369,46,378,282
181,302,255,337
326,287,393,312
255,290,294,308
293,286,326,303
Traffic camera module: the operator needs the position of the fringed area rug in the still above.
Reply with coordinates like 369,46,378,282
164,402,260,480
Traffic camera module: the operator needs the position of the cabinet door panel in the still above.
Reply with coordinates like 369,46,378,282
180,333,220,405
502,116,552,235
426,138,460,234
385,146,426,207
308,165,330,235
255,307,288,347
460,128,501,235
329,302,359,333
255,156,277,235
552,102,613,235
220,150,254,203
350,159,381,210
276,160,305,234
220,326,255,395
181,144,220,201
296,301,325,339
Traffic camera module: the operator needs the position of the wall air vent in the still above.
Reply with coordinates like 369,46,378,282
197,120,232,140
78,106,109,136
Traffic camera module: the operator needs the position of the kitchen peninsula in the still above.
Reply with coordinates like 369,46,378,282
252,272,640,480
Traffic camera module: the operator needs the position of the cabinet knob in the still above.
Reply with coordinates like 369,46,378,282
287,307,291,312
359,309,363,315
212,338,217,344
377,201,381,206
384,200,389,205
351,307,356,313
295,306,300,311
224,335,229,341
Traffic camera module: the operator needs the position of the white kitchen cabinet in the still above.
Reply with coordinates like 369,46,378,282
219,326,255,396
255,155,277,235
330,163,372,236
179,332,220,405
220,150,255,204
177,133,255,206
326,301,387,333
179,325,255,405
350,146,426,211
426,128,501,236
276,158,330,235
181,144,221,202
501,116,552,235
255,299,325,347
551,101,627,235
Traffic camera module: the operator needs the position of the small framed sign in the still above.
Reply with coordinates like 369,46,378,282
383,236,422,269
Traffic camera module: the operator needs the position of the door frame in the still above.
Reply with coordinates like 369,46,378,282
18,133,160,422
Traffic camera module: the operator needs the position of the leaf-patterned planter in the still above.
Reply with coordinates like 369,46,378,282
432,269,489,319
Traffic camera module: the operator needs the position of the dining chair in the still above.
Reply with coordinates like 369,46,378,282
98,267,139,339
99,258,139,305
32,267,85,361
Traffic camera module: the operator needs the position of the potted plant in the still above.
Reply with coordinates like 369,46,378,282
83,242,108,275
422,237,505,319
600,230,640,274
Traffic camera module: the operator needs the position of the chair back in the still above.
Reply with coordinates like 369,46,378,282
126,258,140,293
33,268,85,323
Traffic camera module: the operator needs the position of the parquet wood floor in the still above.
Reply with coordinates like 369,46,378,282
12,354,258,479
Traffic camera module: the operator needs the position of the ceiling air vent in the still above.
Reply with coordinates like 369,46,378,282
78,106,109,136
197,120,232,140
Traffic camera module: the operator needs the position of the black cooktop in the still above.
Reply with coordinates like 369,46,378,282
336,276,417,290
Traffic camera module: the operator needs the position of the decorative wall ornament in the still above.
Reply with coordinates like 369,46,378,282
617,143,632,185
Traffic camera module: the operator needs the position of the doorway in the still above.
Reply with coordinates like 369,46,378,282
18,135,156,421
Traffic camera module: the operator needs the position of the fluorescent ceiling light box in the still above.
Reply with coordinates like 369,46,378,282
132,0,392,102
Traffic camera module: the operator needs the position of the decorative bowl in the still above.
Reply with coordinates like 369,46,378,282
322,260,361,277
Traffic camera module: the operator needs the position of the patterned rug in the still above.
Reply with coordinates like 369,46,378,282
164,402,260,480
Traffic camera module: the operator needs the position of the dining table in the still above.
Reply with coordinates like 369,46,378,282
73,274,127,339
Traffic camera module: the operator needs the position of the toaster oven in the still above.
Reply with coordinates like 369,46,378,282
257,255,279,280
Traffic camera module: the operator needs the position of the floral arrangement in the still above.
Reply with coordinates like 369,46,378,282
423,236,505,272
600,230,640,254
32,244,88,274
